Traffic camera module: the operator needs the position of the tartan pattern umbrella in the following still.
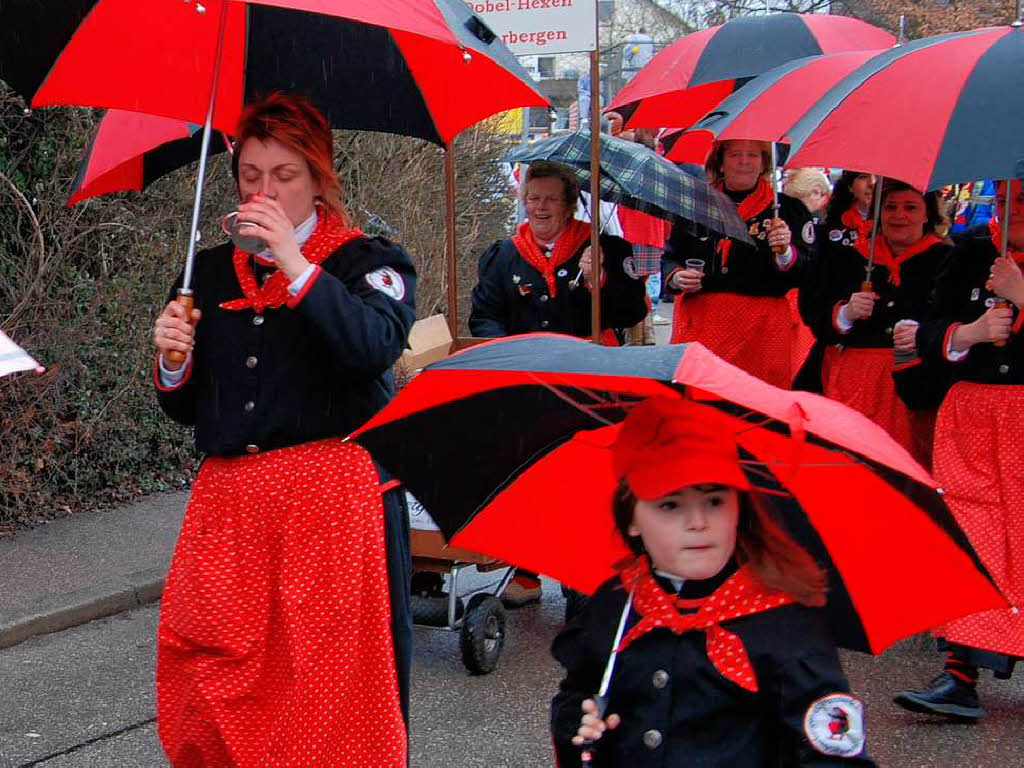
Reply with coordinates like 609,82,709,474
509,131,753,244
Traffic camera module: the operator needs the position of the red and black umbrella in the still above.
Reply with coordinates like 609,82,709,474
354,334,1006,654
0,0,545,147
607,13,893,131
783,24,1024,192
69,111,231,204
660,49,882,164
2,0,547,307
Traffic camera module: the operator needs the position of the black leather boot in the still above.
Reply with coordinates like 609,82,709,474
893,672,985,720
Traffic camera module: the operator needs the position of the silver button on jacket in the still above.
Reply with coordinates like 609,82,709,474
642,729,663,749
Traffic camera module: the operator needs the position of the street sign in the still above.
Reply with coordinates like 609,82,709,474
465,0,597,55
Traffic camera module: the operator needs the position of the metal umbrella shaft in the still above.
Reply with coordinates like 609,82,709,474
864,175,885,291
769,141,780,218
168,1,229,364
768,141,786,256
581,590,634,767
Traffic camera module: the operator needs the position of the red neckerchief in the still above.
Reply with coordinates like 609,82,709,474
616,555,793,692
840,205,874,245
988,218,1024,265
853,231,942,287
511,218,591,298
715,178,774,270
220,209,365,312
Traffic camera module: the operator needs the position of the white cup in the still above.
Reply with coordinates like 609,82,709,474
220,211,267,254
685,258,706,275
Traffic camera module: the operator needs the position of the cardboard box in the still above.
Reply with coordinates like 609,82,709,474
398,314,453,376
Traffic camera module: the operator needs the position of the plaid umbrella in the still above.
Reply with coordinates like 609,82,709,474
508,130,753,244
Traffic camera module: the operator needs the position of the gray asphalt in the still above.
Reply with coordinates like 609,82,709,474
1,584,1022,768
1,303,1021,766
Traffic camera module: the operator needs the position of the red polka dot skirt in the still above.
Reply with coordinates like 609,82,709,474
156,439,406,767
670,292,794,389
822,346,935,468
787,288,816,382
933,382,1024,658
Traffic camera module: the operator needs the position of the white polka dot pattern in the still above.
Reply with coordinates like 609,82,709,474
822,346,935,467
156,439,406,766
617,557,793,692
933,382,1024,657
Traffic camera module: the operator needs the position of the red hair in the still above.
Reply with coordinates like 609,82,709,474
231,92,348,224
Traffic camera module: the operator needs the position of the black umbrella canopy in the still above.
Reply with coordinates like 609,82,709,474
354,335,1004,653
784,25,1024,190
0,0,546,146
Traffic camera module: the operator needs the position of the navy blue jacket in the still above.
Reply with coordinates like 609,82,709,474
919,230,1024,385
156,236,416,455
552,573,875,768
469,234,647,338
663,191,814,299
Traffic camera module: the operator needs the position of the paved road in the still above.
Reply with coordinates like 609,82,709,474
1,577,1022,768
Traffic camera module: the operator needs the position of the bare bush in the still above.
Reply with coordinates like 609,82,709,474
0,84,514,529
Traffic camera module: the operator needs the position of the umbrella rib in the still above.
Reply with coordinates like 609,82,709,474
527,375,644,426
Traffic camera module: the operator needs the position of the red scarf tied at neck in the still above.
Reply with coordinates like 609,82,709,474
511,218,591,298
220,208,364,313
840,205,874,245
853,231,942,287
616,555,794,692
715,178,774,270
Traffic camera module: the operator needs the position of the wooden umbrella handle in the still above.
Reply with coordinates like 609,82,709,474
994,298,1010,347
164,290,195,366
861,280,874,293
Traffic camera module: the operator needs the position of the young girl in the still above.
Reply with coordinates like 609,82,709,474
550,398,875,767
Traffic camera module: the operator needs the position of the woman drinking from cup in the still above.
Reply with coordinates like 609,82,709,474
151,93,415,766
808,179,950,467
663,140,815,389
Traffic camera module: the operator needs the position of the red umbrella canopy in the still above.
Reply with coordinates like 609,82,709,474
608,13,894,131
354,335,1007,654
784,25,1024,191
660,49,883,164
68,111,230,204
0,0,547,146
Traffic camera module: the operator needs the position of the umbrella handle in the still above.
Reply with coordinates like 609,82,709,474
861,280,874,294
770,221,788,256
164,289,195,366
579,694,608,767
994,298,1010,347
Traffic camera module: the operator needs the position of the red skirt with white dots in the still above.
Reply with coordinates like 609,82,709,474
933,382,1024,658
670,292,794,389
156,439,406,767
821,346,936,468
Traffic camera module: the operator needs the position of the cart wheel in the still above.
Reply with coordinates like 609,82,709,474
412,594,464,627
563,588,589,623
460,594,506,675
411,571,445,597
